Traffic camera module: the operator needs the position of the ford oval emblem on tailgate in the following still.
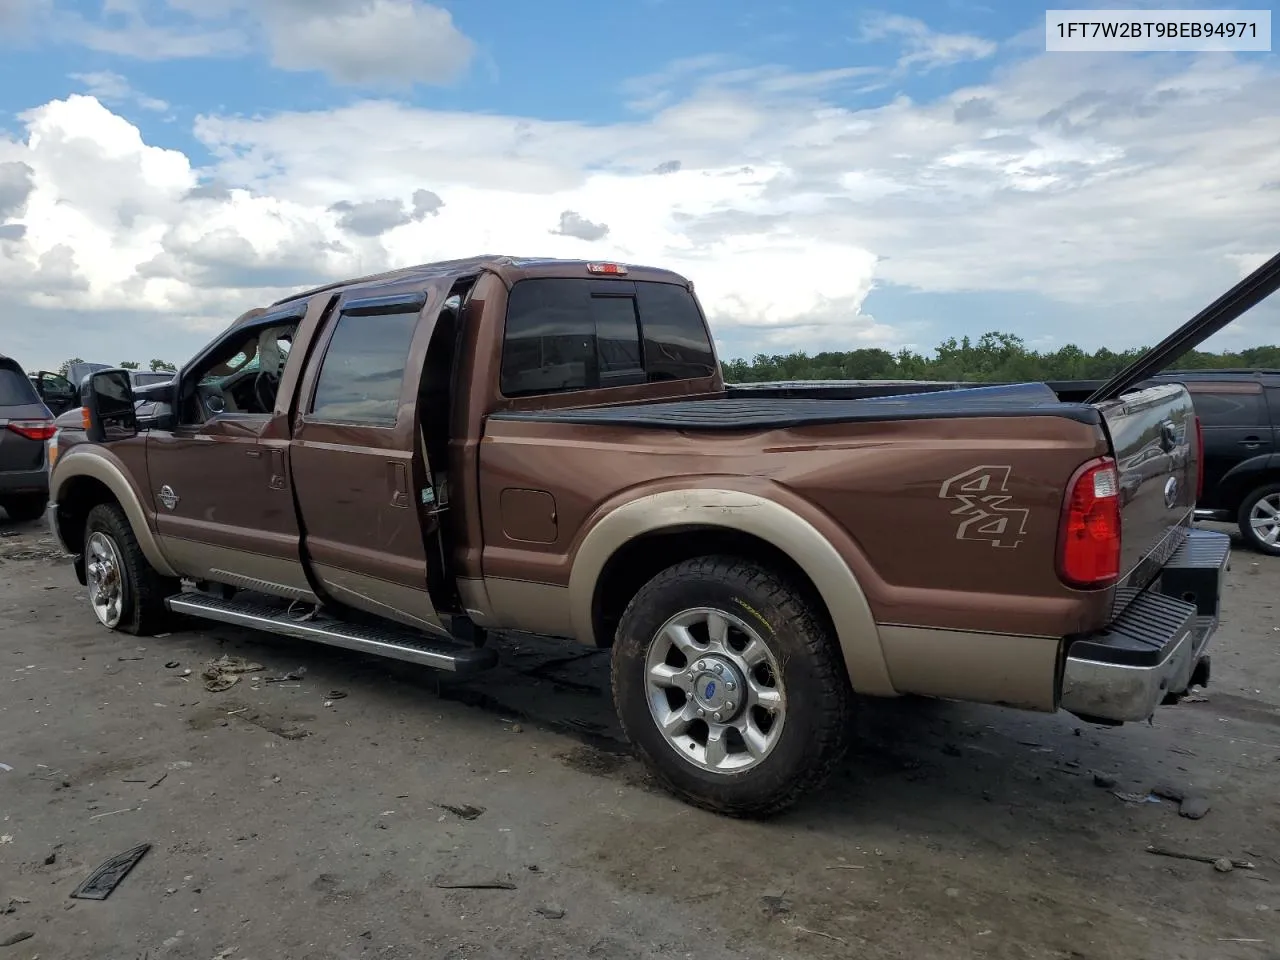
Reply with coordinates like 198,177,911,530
1163,476,1179,510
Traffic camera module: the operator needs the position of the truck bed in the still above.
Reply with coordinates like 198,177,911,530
490,381,1100,430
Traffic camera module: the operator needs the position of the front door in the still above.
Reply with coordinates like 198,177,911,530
288,287,446,634
35,372,77,415
145,308,316,601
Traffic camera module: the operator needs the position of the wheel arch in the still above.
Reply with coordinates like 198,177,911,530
569,488,896,697
51,452,178,577
1218,454,1280,510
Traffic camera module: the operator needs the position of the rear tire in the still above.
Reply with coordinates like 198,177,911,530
83,502,177,635
1,493,48,523
1236,483,1280,556
610,555,853,818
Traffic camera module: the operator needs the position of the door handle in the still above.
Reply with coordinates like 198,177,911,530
268,449,286,490
246,449,262,459
387,461,409,508
1240,436,1261,448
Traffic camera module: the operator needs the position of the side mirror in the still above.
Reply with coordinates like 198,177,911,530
82,369,138,443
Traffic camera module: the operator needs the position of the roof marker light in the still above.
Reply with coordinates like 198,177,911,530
586,262,627,276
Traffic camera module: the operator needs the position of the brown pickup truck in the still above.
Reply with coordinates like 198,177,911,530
47,252,1278,816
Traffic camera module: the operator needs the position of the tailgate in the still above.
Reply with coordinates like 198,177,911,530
1095,382,1197,616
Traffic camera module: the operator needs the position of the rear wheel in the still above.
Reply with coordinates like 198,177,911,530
83,502,176,635
611,555,852,818
1237,483,1280,556
1,493,48,523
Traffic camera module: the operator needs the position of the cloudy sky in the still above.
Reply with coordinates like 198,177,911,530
0,0,1277,371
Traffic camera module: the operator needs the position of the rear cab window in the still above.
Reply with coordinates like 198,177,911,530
0,362,41,406
500,278,717,398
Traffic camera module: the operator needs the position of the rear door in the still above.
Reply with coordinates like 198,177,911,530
289,287,447,635
1187,381,1273,509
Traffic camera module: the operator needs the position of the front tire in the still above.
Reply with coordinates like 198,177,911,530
1,493,48,523
611,555,852,818
83,502,176,635
1237,483,1280,556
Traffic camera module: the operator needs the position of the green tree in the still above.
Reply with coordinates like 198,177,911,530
718,331,1280,384
149,359,177,372
120,361,140,370
58,357,85,377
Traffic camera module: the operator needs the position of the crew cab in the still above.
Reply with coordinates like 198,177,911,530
47,252,1275,816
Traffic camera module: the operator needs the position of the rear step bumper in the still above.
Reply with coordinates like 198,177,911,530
166,592,497,676
1060,529,1230,723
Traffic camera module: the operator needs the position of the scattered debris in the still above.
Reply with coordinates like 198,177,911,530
1093,773,1117,789
1180,685,1210,703
202,655,264,693
432,875,517,890
0,763,12,773
1113,791,1161,804
1180,796,1212,819
1214,858,1234,873
825,864,866,871
0,931,34,947
1151,782,1186,802
1219,938,1265,943
535,903,566,920
43,850,57,866
89,806,137,821
326,690,347,700
760,895,792,916
438,803,485,821
3,896,30,914
794,925,848,946
1145,845,1255,870
211,948,238,960
265,668,307,684
164,661,180,669
0,835,11,845
149,772,168,790
70,842,151,900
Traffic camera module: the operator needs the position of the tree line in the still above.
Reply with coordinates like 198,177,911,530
720,332,1280,383
57,358,178,376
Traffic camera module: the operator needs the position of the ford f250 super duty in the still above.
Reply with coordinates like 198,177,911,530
46,251,1280,816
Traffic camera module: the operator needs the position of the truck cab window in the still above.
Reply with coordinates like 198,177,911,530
310,309,419,424
500,278,715,397
181,323,297,424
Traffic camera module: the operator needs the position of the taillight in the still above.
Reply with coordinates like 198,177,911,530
1058,456,1122,588
1194,415,1204,500
6,420,56,442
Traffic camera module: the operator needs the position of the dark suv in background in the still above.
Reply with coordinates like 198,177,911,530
0,354,55,522
1158,370,1280,555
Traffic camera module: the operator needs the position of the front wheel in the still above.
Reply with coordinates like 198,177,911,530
83,503,176,635
1237,483,1280,556
611,555,853,818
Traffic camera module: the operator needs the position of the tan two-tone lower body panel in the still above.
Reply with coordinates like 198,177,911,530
878,624,1061,711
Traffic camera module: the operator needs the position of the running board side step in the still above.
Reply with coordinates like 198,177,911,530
165,592,497,675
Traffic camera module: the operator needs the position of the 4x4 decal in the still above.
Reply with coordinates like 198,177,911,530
938,465,1029,549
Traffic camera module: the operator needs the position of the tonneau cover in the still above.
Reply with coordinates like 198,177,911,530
491,382,1101,430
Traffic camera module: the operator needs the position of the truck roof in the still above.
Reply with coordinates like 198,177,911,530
267,255,692,311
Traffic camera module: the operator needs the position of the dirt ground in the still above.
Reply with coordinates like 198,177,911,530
1,516,1277,960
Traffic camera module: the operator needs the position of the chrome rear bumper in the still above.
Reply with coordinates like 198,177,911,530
1060,529,1230,723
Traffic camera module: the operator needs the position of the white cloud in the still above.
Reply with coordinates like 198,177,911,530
1,48,1279,370
157,0,473,85
860,13,997,72
70,70,170,112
